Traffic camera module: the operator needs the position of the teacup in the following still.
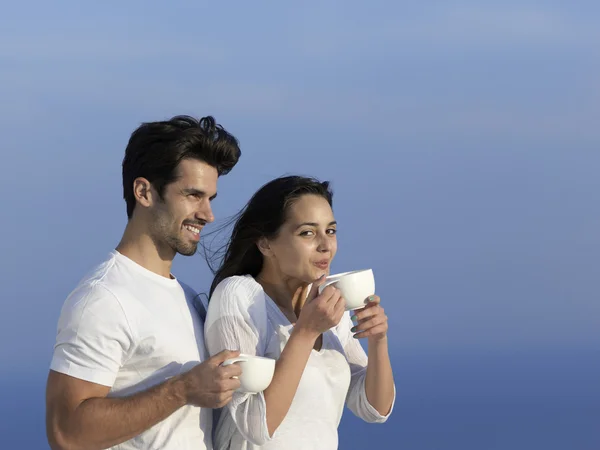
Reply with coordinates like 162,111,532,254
222,354,276,394
318,269,375,311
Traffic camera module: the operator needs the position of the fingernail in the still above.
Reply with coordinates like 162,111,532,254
351,326,357,332
368,296,376,302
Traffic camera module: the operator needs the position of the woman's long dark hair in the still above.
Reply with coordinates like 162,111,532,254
204,175,333,298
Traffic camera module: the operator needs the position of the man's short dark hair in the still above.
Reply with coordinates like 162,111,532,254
122,115,241,219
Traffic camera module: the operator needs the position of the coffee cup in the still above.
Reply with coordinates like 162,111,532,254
318,269,375,311
222,354,276,394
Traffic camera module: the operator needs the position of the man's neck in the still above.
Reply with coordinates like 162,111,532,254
116,222,175,279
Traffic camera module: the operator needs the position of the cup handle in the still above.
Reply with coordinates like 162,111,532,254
222,356,247,380
318,280,338,294
222,356,248,366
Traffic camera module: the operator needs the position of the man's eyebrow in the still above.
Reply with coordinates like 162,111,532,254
181,188,218,200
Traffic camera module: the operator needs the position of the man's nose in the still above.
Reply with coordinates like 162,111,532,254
196,201,214,224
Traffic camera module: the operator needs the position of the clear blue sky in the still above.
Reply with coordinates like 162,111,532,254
1,1,599,448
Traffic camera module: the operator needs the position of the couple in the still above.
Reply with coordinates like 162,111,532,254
46,115,395,450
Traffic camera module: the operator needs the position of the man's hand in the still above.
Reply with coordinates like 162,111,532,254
180,350,242,408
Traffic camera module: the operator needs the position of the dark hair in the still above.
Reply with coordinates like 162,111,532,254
206,175,333,297
122,115,241,219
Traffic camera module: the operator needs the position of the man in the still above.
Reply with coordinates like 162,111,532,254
46,115,243,450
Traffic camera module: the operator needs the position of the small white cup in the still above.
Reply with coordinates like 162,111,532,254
318,269,375,311
222,354,276,394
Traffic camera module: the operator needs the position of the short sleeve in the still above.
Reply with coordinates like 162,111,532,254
50,284,135,387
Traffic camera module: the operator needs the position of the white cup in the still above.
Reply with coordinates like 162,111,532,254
318,269,375,311
222,354,276,394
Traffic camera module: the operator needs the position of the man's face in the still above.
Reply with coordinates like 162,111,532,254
148,158,218,256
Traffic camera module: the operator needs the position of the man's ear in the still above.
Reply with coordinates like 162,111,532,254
133,177,154,208
257,237,273,257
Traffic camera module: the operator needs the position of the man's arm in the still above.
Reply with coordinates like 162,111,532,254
46,351,241,450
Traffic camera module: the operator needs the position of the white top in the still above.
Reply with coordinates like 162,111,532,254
204,275,395,450
50,250,213,450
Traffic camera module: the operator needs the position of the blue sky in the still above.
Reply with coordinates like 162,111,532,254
1,1,599,448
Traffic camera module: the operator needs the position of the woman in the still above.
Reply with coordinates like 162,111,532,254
204,176,395,450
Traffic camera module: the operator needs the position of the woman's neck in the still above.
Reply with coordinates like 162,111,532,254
256,268,305,313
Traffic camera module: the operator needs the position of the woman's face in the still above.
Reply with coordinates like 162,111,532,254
265,194,337,283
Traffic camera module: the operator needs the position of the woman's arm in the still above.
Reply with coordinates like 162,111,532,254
344,296,395,421
205,278,345,442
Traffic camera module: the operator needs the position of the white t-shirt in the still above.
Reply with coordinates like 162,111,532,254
50,250,212,450
204,275,395,450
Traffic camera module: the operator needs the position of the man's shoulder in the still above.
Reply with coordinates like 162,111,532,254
58,279,127,332
178,280,199,298
61,252,134,313
67,253,117,295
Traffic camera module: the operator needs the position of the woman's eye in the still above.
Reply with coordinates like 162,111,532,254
327,229,337,235
299,230,314,236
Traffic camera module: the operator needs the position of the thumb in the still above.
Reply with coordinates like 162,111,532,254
292,285,308,317
210,349,241,366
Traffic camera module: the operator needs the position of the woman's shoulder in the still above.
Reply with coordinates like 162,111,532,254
207,275,271,329
210,275,264,307
214,274,261,293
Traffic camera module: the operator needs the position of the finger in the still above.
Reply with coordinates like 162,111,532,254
333,295,346,317
352,315,387,334
366,295,381,305
323,285,342,305
220,363,243,378
353,304,384,322
291,285,304,303
215,391,236,408
219,378,241,392
210,349,241,366
353,295,380,313
353,324,388,340
306,275,326,303
309,285,335,308
354,314,387,334
293,285,309,316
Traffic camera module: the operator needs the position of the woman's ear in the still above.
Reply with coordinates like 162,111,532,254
257,237,273,257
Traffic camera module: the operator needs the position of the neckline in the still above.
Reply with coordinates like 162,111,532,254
261,285,331,355
112,250,180,287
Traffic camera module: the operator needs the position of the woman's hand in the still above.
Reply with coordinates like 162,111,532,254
351,295,388,342
295,281,346,338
